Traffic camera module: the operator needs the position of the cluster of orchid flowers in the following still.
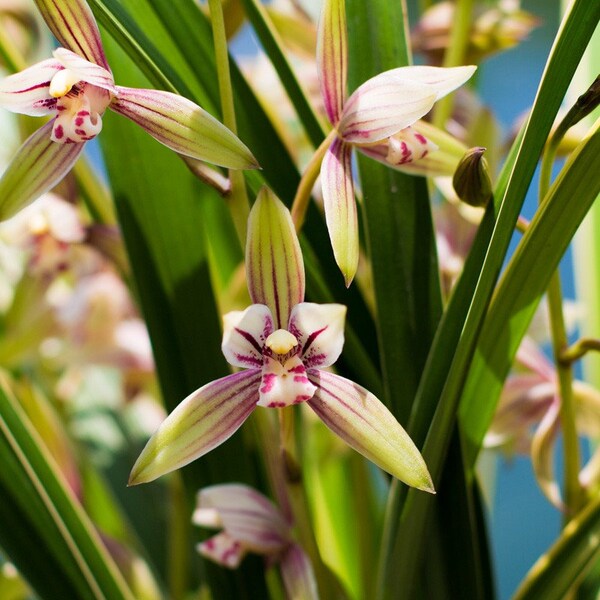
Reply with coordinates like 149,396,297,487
0,0,567,594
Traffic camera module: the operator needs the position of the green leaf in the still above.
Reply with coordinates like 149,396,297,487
346,0,442,421
0,374,134,600
512,493,600,600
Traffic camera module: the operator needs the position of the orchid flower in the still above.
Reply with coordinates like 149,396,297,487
0,0,258,220
130,187,433,493
311,0,475,284
485,336,600,510
193,484,318,599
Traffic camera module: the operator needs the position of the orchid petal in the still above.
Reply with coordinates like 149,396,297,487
110,86,259,169
128,370,261,485
288,302,346,368
222,304,273,369
516,336,555,380
321,138,358,286
307,371,434,492
33,0,109,69
317,0,347,125
197,532,246,569
246,188,305,329
53,48,116,94
280,544,319,600
0,58,61,116
338,65,475,144
531,402,564,510
257,355,317,408
0,121,85,221
194,484,290,553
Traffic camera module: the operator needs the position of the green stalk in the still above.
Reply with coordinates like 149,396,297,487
0,21,27,72
207,0,249,244
432,0,475,129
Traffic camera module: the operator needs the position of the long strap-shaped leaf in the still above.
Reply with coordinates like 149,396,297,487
0,374,134,600
512,492,600,600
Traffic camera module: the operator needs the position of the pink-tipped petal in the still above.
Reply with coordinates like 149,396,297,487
288,302,346,368
280,544,319,600
222,305,273,369
110,86,259,169
321,138,358,286
246,188,305,329
0,121,85,221
194,484,290,553
257,355,317,408
197,532,246,569
317,0,347,125
0,58,61,116
53,48,116,94
33,0,109,69
531,401,563,510
128,371,261,485
307,371,434,492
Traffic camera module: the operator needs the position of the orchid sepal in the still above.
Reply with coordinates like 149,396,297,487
246,188,305,328
128,370,261,485
307,370,434,492
0,122,85,220
110,86,259,170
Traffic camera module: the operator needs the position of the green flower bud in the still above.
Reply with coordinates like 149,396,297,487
452,147,493,207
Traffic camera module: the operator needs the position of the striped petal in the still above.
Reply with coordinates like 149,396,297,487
280,544,319,600
53,48,116,94
317,0,347,125
288,302,346,368
33,0,109,69
0,58,61,116
0,121,85,221
246,187,305,328
193,484,290,554
307,371,434,492
321,137,358,286
110,86,259,169
128,370,261,485
338,65,476,144
222,304,273,369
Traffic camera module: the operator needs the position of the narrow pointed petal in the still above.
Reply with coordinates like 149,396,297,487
53,48,116,93
194,484,290,553
33,0,109,69
288,302,346,368
280,544,319,600
321,138,358,286
531,402,563,510
338,66,475,144
222,305,273,369
246,187,305,329
0,122,85,221
197,532,246,569
128,370,261,485
257,355,317,408
0,59,61,116
110,86,259,169
317,0,347,125
307,371,434,492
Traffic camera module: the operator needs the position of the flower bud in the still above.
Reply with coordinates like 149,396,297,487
452,147,492,207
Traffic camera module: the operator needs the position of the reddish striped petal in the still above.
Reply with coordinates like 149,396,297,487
110,86,259,169
320,138,358,286
0,122,85,220
308,371,434,492
317,0,347,125
53,48,116,94
129,370,261,485
33,0,109,69
0,58,61,116
280,544,319,600
246,187,305,328
222,305,273,369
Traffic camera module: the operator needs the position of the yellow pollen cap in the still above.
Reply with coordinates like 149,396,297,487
49,69,81,98
265,329,298,354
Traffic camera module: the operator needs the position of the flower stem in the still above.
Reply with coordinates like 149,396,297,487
432,0,475,129
291,130,337,232
539,132,582,517
207,0,249,245
560,337,600,365
0,20,27,73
